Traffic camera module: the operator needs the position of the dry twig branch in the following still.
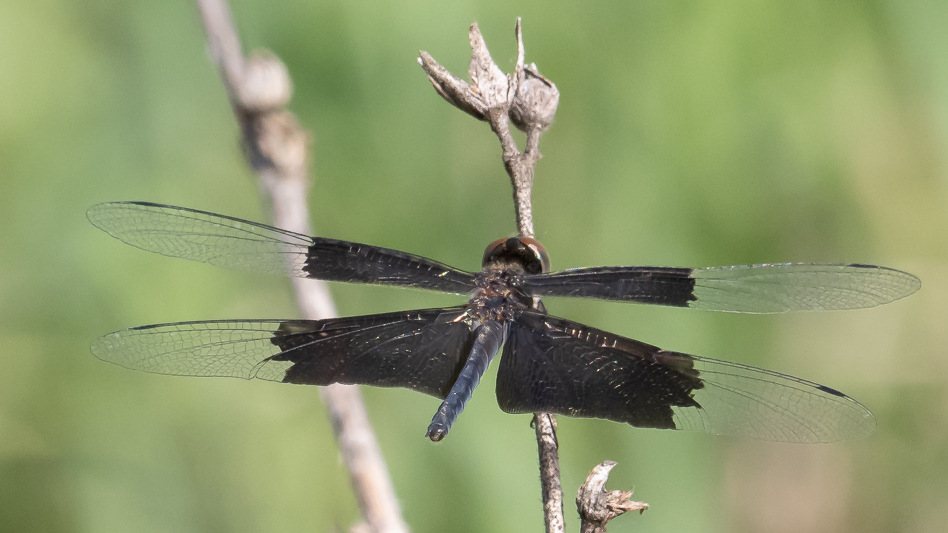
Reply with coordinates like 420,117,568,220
576,462,648,533
194,1,408,532
420,20,648,532
418,19,569,532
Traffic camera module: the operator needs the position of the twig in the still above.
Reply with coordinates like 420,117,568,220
535,413,565,533
194,1,409,532
418,20,558,239
576,462,648,533
419,19,566,532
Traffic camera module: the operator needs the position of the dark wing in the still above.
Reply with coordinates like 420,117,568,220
496,312,874,443
91,307,477,398
87,202,477,294
524,263,920,313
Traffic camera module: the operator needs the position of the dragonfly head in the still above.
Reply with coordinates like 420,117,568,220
482,237,550,275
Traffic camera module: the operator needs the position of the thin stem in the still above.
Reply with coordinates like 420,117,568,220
194,1,408,532
419,18,580,532
487,108,536,238
535,413,566,533
485,94,562,533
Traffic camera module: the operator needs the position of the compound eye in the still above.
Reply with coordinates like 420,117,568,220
482,237,551,273
482,238,510,267
520,237,551,274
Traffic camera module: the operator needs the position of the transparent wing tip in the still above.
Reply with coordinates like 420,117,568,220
87,201,158,240
692,263,922,313
86,202,117,233
90,330,132,367
889,267,922,299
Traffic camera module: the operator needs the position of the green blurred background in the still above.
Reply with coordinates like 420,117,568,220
2,0,946,531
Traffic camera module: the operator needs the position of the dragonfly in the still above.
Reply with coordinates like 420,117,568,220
88,202,920,443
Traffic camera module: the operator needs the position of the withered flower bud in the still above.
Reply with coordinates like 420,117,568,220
418,22,513,121
418,19,558,132
467,22,511,112
510,62,559,132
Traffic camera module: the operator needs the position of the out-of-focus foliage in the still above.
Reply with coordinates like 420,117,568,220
2,1,946,532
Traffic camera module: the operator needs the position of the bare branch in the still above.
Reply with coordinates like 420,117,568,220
535,413,565,533
419,18,565,531
418,18,559,238
577,462,648,533
195,1,408,532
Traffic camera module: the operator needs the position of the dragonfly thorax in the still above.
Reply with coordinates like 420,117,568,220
468,268,534,322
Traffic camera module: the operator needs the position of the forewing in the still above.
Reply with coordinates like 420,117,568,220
92,307,476,398
496,312,874,443
524,263,920,313
87,202,477,294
